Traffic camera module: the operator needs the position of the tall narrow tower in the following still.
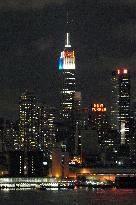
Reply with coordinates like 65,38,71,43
19,90,37,151
59,31,76,120
111,68,130,146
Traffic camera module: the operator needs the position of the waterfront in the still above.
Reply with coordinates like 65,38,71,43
0,188,136,205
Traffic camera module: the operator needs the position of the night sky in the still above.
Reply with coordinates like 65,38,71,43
0,0,136,119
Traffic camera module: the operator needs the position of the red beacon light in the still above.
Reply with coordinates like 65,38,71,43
117,68,128,75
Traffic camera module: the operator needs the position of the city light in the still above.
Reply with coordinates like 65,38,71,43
117,68,128,75
70,157,82,165
1,3,135,193
123,69,128,74
59,57,63,70
59,51,75,70
117,69,120,74
92,104,106,112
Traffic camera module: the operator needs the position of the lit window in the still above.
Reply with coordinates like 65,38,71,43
124,69,128,74
117,69,120,74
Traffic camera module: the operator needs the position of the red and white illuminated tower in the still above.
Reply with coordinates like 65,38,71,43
59,32,76,120
111,68,130,146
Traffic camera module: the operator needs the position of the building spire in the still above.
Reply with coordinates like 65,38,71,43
66,10,69,24
65,33,71,48
65,10,71,48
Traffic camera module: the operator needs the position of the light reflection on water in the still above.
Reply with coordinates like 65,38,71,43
0,188,136,205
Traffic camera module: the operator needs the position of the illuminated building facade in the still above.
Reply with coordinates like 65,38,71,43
44,107,56,155
129,100,136,164
18,91,44,176
4,120,19,151
37,105,56,157
89,103,118,163
59,33,76,120
90,104,110,150
71,92,83,157
19,90,42,151
18,93,57,176
111,72,119,130
111,68,130,146
0,119,19,152
92,104,107,113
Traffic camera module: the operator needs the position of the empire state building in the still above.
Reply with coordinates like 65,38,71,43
59,32,76,120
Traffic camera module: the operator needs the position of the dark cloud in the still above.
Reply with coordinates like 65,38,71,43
0,0,66,10
0,0,136,118
99,0,136,5
32,37,54,51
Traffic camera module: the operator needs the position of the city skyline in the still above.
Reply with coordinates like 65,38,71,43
0,0,136,188
0,0,136,119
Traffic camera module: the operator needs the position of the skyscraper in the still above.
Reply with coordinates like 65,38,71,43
71,92,82,157
37,105,56,157
17,90,44,176
129,100,136,164
90,103,119,165
111,68,130,146
89,103,110,152
19,90,40,151
111,72,119,130
59,32,76,120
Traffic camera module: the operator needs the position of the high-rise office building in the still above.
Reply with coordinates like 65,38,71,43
59,32,76,120
71,92,82,157
89,103,110,152
111,68,130,146
19,90,41,151
16,90,44,177
111,72,119,130
89,103,119,164
130,100,136,164
4,120,19,151
72,92,82,125
37,105,56,157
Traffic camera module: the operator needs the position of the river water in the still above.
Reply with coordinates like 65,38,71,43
0,188,136,205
